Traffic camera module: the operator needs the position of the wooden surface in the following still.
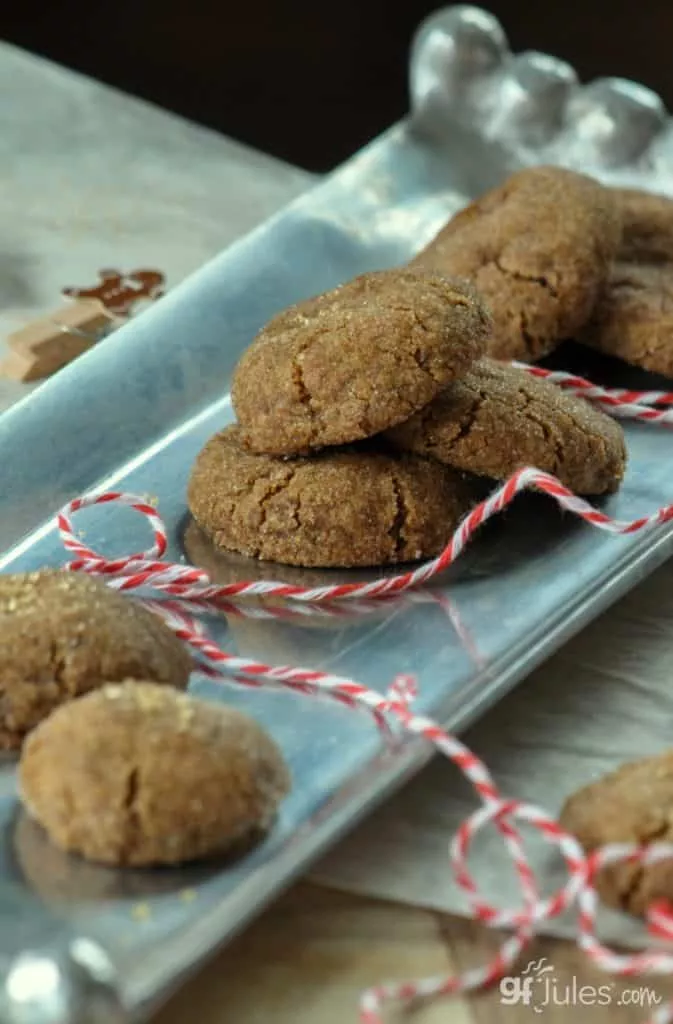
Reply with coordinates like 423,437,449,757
152,884,673,1023
0,40,311,413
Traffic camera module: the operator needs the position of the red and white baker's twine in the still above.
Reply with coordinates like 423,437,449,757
513,362,673,425
52,369,673,1021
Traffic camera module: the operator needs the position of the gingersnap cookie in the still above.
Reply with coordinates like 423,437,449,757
385,358,626,495
579,188,673,376
0,571,192,750
19,682,290,866
231,269,491,456
187,426,478,568
613,187,673,263
410,167,620,361
560,750,673,916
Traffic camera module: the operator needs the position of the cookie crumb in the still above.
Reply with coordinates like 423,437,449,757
131,902,152,922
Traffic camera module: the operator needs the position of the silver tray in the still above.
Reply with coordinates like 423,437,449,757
2,6,673,1021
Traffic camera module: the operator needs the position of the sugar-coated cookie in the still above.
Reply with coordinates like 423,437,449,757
411,167,620,361
232,269,490,455
0,571,192,750
580,187,673,377
385,358,626,495
19,682,290,866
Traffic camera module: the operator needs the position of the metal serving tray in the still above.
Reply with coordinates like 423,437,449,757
2,6,673,1021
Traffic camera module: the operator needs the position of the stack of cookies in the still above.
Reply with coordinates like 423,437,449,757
188,271,491,569
188,206,627,570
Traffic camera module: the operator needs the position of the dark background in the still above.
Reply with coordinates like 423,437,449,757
4,1,673,171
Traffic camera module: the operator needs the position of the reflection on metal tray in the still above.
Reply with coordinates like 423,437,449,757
2,5,673,1021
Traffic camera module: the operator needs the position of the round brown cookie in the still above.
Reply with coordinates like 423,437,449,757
612,186,673,262
560,751,673,916
187,426,478,568
231,269,491,456
580,263,673,376
385,358,626,495
0,571,192,751
19,681,290,867
410,167,620,361
580,188,673,376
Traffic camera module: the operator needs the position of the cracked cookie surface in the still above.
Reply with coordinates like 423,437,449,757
410,167,620,361
580,188,673,376
19,682,290,866
385,359,626,495
560,751,673,916
0,571,192,750
231,269,491,456
187,425,479,567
